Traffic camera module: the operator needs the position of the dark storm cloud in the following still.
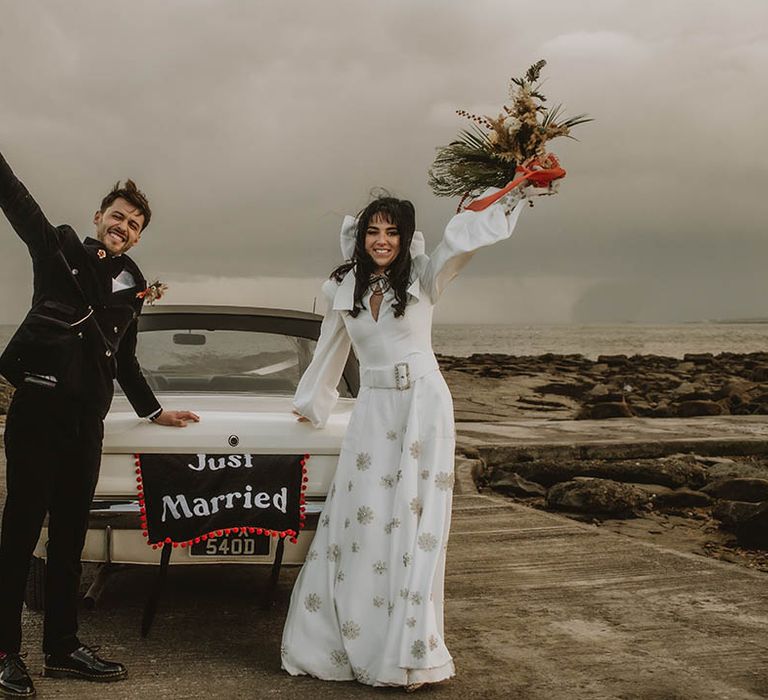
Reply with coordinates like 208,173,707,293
1,0,766,322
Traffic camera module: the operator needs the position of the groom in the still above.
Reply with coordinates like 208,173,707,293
0,148,199,697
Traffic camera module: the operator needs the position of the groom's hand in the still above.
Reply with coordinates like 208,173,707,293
152,410,200,427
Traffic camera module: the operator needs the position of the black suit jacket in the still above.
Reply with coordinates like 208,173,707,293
0,151,161,419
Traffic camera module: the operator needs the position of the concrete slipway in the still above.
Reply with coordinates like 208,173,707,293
1,417,767,699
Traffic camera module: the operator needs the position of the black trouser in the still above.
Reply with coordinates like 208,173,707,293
0,386,103,655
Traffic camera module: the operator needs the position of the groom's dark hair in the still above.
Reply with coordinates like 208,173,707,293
100,179,152,231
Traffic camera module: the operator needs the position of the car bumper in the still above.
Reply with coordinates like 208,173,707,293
33,500,324,566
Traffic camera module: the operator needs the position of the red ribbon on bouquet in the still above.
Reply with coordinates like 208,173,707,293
464,153,566,212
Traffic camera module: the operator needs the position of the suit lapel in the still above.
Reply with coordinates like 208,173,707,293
80,239,146,307
81,239,114,304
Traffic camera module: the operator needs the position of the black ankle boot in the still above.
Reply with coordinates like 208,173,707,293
0,653,36,697
43,645,126,682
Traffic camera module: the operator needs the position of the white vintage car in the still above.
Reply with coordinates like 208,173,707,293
27,305,356,610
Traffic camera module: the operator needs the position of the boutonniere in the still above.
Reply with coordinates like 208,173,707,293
97,249,107,259
136,280,168,305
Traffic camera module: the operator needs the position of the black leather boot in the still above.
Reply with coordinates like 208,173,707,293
0,653,36,697
43,645,126,682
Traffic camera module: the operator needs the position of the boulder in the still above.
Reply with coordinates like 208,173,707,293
705,461,768,481
750,399,768,415
501,457,709,490
546,478,649,516
702,478,768,503
652,488,712,509
626,482,712,509
688,455,737,467
711,500,768,547
585,383,612,400
489,471,546,497
577,402,633,420
597,457,708,489
627,483,674,498
671,381,699,398
676,400,723,417
596,355,629,366
648,403,674,418
498,461,579,488
716,379,758,399
480,367,505,378
537,381,593,399
683,353,714,364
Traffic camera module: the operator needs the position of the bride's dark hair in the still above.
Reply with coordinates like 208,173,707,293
331,195,416,318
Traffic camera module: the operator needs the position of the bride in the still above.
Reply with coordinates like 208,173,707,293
281,182,541,690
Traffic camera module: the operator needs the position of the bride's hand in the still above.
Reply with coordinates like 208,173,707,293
292,409,310,423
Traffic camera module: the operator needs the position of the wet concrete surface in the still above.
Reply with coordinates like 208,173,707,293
457,415,768,463
1,420,768,699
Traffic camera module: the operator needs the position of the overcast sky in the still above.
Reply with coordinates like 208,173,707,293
1,0,766,324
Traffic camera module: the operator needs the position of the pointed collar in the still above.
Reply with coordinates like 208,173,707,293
83,236,108,255
82,236,144,291
84,237,128,277
83,236,132,259
331,268,421,312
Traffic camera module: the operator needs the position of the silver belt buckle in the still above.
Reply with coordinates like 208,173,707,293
394,362,411,390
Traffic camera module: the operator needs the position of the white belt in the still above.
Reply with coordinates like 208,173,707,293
361,354,439,391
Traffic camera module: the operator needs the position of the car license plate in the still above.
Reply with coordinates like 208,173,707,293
189,534,270,557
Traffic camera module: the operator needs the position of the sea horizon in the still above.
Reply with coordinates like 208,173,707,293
1,320,766,361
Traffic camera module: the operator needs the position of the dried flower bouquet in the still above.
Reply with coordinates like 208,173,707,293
428,60,591,209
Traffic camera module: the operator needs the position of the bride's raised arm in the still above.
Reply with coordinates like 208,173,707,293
418,188,528,303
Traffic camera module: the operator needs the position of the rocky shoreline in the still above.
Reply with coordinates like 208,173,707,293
477,451,768,566
439,351,768,421
1,351,766,419
439,351,768,570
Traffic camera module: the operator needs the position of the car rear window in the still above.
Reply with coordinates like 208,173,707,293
120,328,353,397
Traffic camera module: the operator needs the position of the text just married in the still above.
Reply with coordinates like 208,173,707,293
160,453,289,523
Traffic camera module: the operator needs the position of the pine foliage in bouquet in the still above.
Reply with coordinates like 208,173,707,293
428,60,591,200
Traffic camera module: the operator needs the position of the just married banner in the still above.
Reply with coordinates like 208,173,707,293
134,453,308,548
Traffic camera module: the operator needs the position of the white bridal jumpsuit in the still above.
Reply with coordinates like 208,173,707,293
281,193,526,687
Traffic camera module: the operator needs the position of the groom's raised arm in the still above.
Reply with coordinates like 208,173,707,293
0,149,60,257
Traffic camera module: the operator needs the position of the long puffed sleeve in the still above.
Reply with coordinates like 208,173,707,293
292,278,352,429
419,194,526,303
